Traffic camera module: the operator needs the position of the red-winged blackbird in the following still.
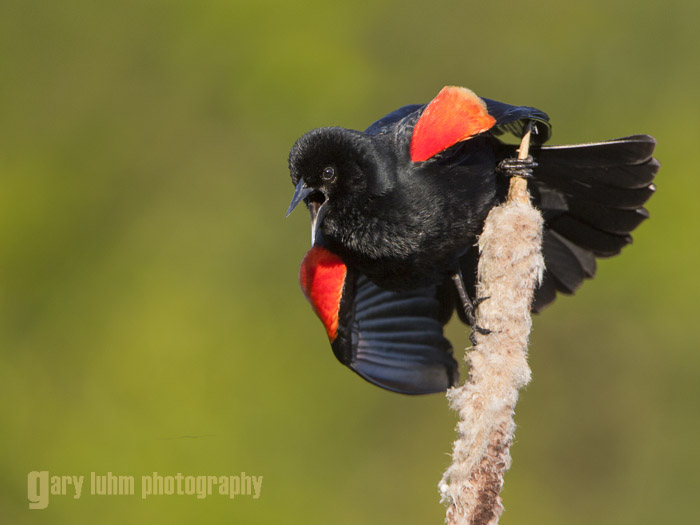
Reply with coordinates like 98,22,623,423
287,86,657,395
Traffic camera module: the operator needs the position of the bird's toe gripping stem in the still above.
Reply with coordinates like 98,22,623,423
498,155,538,179
450,271,493,345
467,297,492,346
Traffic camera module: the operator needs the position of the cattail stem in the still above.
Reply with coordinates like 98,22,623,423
440,125,544,525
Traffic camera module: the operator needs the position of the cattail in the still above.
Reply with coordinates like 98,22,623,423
440,127,544,525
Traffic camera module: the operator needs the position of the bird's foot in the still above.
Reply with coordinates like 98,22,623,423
450,271,494,346
498,155,538,179
469,325,492,346
467,296,491,346
473,295,490,309
463,295,490,326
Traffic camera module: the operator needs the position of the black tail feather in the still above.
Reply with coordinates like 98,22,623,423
535,158,658,189
565,200,650,235
542,230,590,294
548,214,633,256
532,272,557,313
532,134,656,167
533,178,655,209
530,134,656,310
479,134,658,313
451,135,656,318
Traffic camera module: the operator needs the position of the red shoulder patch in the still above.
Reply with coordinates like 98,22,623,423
410,86,496,162
299,246,347,342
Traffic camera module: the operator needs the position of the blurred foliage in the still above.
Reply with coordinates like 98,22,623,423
1,0,699,523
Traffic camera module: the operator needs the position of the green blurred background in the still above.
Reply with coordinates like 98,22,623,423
1,1,698,523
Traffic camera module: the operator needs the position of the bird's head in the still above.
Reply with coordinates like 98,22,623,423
286,127,392,245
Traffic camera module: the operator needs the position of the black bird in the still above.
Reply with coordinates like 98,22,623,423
287,86,657,395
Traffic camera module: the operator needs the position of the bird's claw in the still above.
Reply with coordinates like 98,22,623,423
450,271,495,346
469,325,492,346
498,155,537,179
463,295,490,325
467,296,492,345
473,295,490,309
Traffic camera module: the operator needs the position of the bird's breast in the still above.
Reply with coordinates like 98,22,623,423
322,193,484,290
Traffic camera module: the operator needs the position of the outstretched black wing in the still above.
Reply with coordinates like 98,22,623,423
300,246,458,394
365,104,423,135
332,269,458,395
364,96,551,143
482,97,551,143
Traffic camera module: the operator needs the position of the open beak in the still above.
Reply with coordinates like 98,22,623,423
286,178,329,246
286,179,313,218
309,199,329,246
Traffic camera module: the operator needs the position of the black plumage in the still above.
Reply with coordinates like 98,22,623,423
288,87,657,393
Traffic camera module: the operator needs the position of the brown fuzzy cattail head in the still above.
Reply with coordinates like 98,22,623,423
440,128,544,525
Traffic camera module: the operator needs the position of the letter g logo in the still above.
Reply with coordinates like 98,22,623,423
28,471,49,509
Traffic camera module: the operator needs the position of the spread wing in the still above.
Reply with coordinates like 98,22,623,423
300,246,458,394
365,86,550,160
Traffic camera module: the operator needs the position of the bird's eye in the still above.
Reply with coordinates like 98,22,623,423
322,166,336,181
